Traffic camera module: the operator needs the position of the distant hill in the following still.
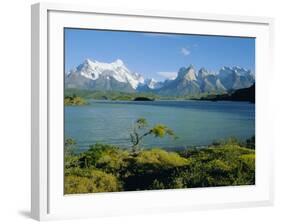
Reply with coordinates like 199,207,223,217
199,84,255,103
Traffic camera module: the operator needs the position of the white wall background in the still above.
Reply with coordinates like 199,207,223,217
0,0,280,223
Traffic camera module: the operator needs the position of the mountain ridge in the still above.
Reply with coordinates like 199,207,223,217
65,58,255,96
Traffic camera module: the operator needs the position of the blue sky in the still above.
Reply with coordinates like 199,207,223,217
65,28,255,81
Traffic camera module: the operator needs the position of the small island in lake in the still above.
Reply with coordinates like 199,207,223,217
64,95,87,106
133,97,154,101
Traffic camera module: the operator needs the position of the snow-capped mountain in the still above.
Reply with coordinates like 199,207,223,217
156,65,255,96
136,78,163,92
65,59,145,92
145,78,163,89
65,59,255,96
217,66,254,90
157,65,201,96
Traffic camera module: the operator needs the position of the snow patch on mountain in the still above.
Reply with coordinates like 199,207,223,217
67,58,145,89
145,78,163,89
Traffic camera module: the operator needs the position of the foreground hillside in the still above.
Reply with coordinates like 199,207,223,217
64,138,255,194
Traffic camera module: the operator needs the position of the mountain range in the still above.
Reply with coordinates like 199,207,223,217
65,59,255,96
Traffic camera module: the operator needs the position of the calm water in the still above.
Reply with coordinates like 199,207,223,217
65,100,255,152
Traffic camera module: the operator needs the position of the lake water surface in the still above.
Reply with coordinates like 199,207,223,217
65,100,255,152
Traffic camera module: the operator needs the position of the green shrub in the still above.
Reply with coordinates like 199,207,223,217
245,136,255,149
64,137,76,156
64,169,122,194
135,148,189,168
176,141,255,187
78,143,121,168
150,179,165,190
65,155,80,169
95,148,130,175
121,148,190,191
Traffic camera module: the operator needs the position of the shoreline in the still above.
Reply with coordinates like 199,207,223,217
72,138,254,154
74,145,209,154
82,99,254,104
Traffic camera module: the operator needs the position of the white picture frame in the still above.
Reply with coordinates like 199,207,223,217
31,2,275,221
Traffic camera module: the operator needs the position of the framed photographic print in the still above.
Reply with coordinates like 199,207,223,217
31,2,274,221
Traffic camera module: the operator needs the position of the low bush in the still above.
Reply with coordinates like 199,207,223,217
64,139,255,194
135,148,189,168
65,169,122,194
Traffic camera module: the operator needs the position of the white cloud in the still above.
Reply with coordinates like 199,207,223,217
181,47,191,56
157,72,177,80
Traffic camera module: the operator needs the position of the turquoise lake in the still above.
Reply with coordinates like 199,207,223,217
65,100,255,152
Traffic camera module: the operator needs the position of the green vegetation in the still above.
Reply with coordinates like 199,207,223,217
64,88,228,101
65,88,159,101
64,94,87,105
64,137,255,194
65,169,121,194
